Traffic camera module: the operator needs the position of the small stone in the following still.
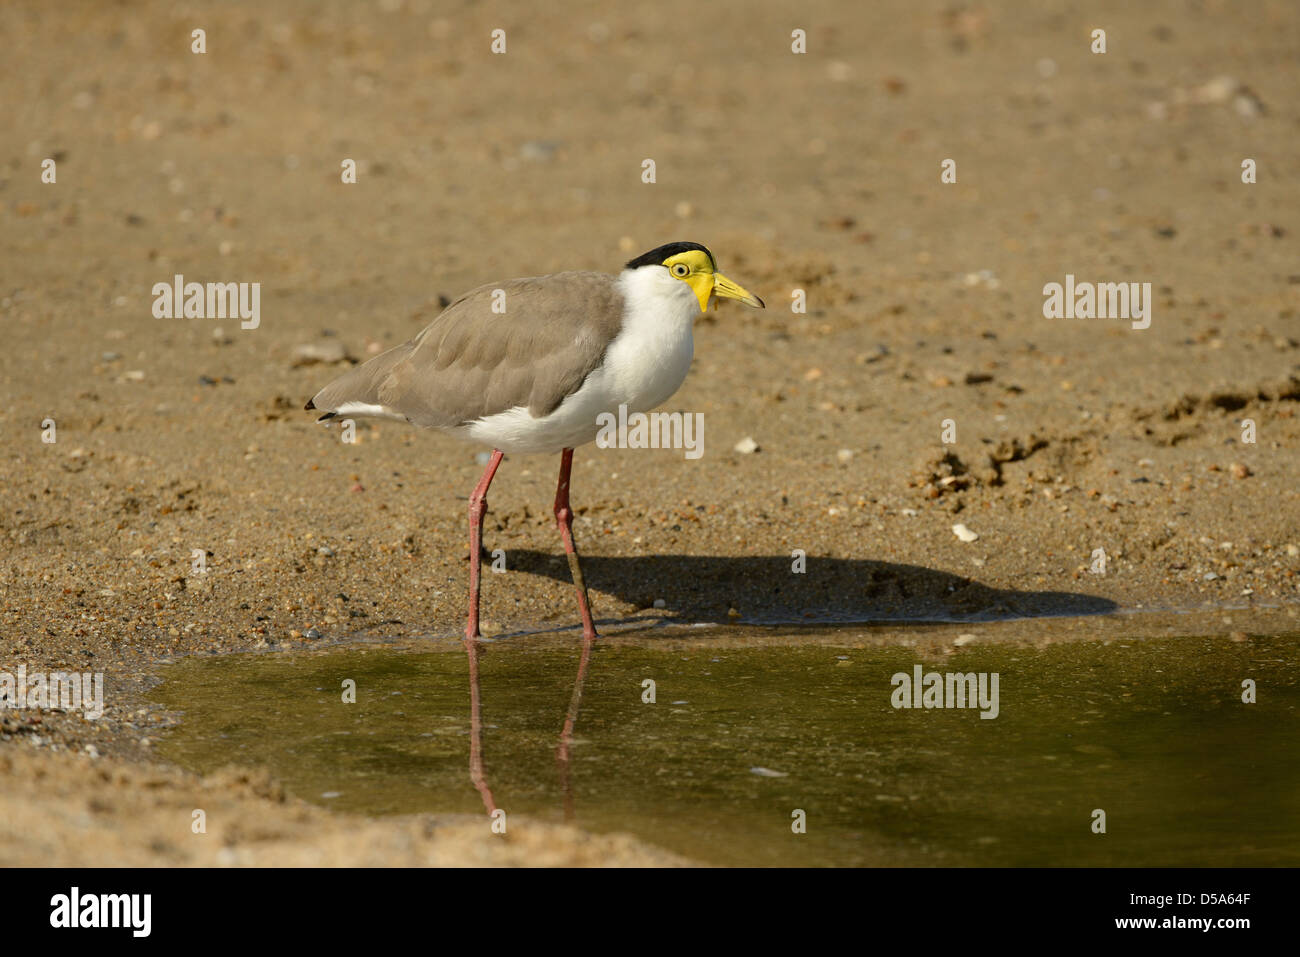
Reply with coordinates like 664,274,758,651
953,634,977,646
749,766,789,778
1229,462,1251,479
836,449,854,463
1233,89,1264,118
652,598,666,609
291,342,350,366
952,523,979,543
1194,75,1237,104
520,140,559,162
734,437,759,454
303,627,322,639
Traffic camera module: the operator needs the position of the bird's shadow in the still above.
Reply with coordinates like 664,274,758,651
505,551,1118,625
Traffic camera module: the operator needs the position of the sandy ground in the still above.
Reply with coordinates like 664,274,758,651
0,748,690,866
2,0,1298,864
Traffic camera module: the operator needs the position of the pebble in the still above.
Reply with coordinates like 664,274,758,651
836,448,854,463
826,60,852,82
519,140,559,163
290,342,350,366
954,634,977,646
303,627,322,639
1229,462,1251,479
1194,75,1237,104
652,598,666,609
952,523,979,543
734,437,759,454
749,767,789,778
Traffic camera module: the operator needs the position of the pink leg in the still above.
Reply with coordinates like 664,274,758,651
466,449,504,640
464,450,504,816
554,448,598,640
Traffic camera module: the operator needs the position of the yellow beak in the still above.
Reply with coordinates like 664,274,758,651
689,272,765,313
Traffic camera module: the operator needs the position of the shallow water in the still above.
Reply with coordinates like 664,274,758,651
151,627,1300,866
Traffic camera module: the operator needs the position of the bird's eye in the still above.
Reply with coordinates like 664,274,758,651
670,263,689,277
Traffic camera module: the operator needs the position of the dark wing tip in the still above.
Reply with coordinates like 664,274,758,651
304,398,316,410
316,412,337,422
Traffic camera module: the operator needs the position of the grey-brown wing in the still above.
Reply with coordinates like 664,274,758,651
306,341,414,418
376,271,625,428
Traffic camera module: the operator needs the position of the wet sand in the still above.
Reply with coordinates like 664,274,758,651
2,0,1298,864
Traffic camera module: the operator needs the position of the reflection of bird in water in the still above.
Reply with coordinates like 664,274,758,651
307,243,763,820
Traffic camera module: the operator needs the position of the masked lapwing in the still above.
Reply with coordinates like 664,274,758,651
305,242,764,641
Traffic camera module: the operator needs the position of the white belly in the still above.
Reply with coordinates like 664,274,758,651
459,270,698,454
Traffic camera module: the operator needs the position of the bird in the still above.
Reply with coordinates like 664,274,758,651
305,241,764,642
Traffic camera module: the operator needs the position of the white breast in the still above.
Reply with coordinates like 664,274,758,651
461,267,699,454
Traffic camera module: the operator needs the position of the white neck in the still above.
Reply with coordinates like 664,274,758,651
599,266,700,411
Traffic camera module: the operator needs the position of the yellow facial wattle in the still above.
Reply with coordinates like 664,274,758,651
661,250,765,313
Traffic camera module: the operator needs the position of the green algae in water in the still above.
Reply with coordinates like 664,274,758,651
150,633,1300,866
